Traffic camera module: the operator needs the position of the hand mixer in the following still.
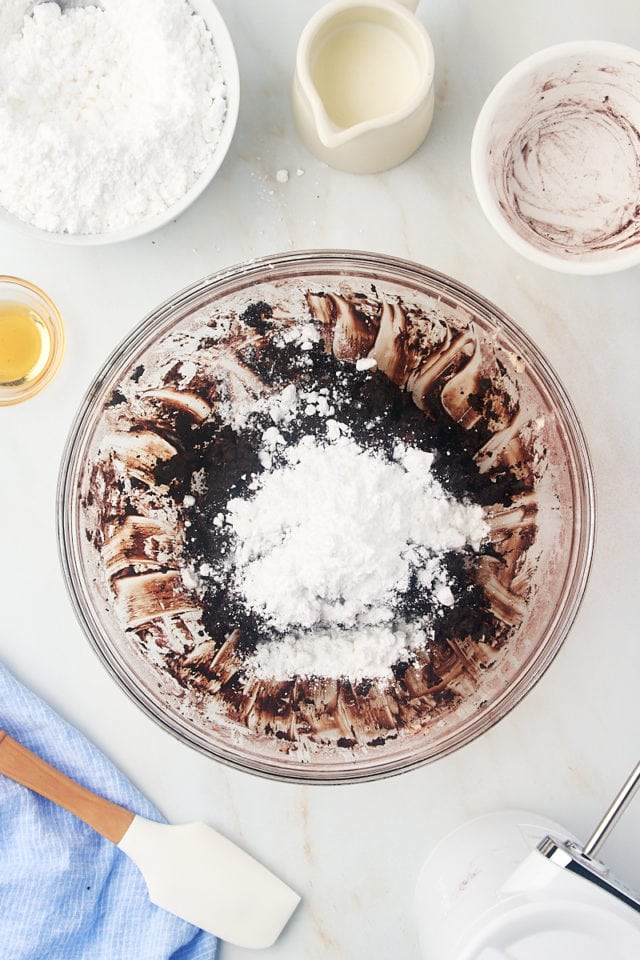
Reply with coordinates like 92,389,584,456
415,761,640,960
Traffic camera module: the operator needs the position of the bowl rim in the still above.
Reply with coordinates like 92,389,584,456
470,40,640,275
56,249,597,783
0,0,240,247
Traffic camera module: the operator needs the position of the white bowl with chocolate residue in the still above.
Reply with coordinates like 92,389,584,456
471,41,640,274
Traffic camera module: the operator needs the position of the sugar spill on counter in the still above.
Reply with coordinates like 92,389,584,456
194,391,489,683
0,0,227,234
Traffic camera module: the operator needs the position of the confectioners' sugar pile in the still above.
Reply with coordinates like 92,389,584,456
227,436,486,630
223,433,487,681
0,0,227,234
193,357,489,682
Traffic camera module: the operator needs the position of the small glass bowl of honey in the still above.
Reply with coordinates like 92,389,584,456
0,276,65,406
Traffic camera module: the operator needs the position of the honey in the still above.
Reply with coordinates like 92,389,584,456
0,300,52,387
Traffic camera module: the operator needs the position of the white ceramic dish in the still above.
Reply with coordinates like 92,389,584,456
0,0,239,246
471,41,640,275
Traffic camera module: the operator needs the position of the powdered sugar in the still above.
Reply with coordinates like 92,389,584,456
249,623,429,684
226,435,486,631
200,410,488,682
0,0,227,234
158,317,495,685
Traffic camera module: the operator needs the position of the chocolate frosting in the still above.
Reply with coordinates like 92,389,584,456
78,277,558,764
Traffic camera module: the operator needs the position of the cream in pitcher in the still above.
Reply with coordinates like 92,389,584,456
292,0,435,173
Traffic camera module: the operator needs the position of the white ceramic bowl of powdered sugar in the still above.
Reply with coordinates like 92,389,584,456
0,0,239,244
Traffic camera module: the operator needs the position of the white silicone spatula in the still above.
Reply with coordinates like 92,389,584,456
0,729,300,949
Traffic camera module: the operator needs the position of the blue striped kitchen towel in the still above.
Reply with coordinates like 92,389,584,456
0,661,218,960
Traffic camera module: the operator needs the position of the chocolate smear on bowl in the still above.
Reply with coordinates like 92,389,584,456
79,281,549,759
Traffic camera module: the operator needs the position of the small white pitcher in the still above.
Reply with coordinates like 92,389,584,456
292,0,435,174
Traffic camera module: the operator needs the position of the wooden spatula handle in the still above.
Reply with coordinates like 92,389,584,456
0,729,135,844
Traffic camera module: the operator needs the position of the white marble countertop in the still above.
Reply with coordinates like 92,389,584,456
1,1,639,957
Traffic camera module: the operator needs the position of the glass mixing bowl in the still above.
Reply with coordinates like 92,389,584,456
57,251,595,783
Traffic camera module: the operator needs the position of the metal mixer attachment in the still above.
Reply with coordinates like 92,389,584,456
537,760,640,913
